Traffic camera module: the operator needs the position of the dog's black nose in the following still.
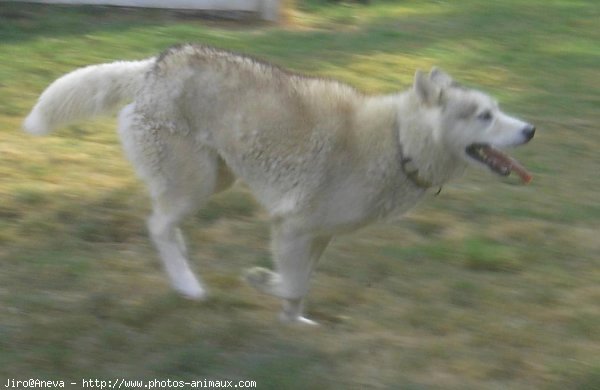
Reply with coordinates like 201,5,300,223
522,124,536,142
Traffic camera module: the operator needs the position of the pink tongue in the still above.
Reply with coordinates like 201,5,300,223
483,146,533,184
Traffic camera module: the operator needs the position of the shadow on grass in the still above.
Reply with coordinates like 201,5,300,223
0,2,265,43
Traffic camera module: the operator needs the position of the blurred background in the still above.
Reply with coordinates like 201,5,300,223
0,1,598,388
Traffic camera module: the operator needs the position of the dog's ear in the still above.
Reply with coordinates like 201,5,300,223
430,67,453,88
414,70,442,106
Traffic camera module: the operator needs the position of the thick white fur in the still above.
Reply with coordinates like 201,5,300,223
23,59,154,135
23,45,534,325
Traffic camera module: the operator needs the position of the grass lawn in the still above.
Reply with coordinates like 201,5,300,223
1,1,599,388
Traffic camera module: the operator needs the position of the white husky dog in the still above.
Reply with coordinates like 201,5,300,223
24,44,535,325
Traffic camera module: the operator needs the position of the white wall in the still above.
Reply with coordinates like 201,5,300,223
11,0,280,21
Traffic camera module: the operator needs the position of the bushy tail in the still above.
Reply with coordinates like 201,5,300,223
23,58,155,135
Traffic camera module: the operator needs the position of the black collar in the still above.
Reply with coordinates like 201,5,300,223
398,150,433,189
394,127,442,194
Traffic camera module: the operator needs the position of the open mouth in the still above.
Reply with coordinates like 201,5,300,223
466,143,532,184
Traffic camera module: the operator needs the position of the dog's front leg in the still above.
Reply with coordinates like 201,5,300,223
246,222,331,325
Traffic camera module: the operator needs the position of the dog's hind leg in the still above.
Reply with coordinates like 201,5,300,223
149,157,234,300
246,221,331,325
118,104,229,299
147,200,206,299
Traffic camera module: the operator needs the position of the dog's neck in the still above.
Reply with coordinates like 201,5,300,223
394,130,436,190
394,104,467,188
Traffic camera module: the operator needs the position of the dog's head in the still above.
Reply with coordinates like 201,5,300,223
413,68,535,183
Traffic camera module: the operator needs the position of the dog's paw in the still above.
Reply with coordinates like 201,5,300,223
243,267,279,294
173,277,208,301
279,312,320,327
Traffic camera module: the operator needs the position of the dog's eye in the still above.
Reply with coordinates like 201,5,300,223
477,110,493,121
